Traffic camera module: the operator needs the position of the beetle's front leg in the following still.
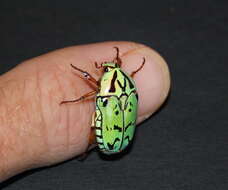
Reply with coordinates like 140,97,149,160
86,127,97,152
70,64,98,88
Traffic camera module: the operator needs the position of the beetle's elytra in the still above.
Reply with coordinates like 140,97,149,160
61,47,145,155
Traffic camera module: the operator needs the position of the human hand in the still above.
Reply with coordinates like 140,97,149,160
0,41,170,181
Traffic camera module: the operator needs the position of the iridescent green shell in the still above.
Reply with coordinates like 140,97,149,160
94,65,138,154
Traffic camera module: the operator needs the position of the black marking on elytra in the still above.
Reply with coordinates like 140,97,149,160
106,126,109,131
107,138,120,150
109,70,118,92
115,110,119,115
124,102,129,110
96,94,121,101
119,70,134,89
124,136,131,143
95,127,101,130
114,125,122,132
117,80,124,91
98,142,103,145
103,99,108,107
129,109,132,112
125,122,132,132
119,93,128,98
124,78,127,91
130,102,133,106
117,77,127,92
96,135,102,138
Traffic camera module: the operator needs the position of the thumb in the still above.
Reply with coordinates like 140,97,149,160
0,41,170,181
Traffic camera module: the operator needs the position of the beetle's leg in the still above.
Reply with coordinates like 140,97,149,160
60,90,96,105
78,132,97,161
77,129,97,161
87,127,97,149
113,46,122,67
89,112,99,147
77,130,95,161
130,57,146,78
70,64,98,88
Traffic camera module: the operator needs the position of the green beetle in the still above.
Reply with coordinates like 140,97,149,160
61,47,145,155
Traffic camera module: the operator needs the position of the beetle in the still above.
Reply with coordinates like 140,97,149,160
61,47,145,155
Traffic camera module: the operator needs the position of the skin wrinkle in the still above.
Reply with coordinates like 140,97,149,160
0,85,7,104
37,67,67,161
1,81,25,137
16,80,31,136
0,109,6,182
75,99,93,152
24,78,43,137
72,100,83,149
71,100,85,147
0,86,7,127
53,68,70,154
45,65,88,158
55,65,74,155
0,78,37,180
34,64,50,162
66,75,82,148
59,68,86,154
66,96,70,153
22,77,26,102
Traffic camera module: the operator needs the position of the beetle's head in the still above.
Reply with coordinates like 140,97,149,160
95,47,122,72
101,62,119,72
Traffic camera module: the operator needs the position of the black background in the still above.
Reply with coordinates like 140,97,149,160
1,0,228,189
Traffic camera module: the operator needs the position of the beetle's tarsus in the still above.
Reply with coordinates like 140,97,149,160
77,128,97,161
60,97,83,105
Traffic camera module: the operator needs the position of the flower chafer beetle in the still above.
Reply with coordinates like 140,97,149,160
61,47,145,155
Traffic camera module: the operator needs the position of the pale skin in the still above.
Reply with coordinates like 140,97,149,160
0,41,170,182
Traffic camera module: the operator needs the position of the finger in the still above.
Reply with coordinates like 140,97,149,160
32,41,170,159
22,41,170,161
0,42,170,181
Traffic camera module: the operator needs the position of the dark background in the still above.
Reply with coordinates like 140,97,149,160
0,0,228,189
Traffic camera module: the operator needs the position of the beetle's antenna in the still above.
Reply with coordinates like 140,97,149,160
113,46,122,67
114,46,119,59
95,62,102,69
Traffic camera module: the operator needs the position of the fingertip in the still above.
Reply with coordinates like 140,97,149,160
119,44,171,123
